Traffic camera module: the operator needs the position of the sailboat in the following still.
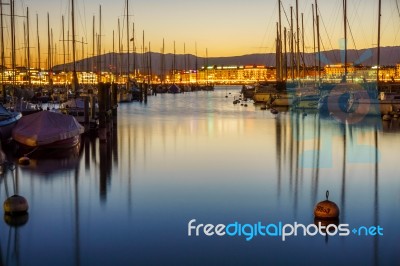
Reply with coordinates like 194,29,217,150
201,48,214,91
167,41,181,93
343,0,400,118
0,103,21,141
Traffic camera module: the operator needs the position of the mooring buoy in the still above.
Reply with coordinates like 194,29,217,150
3,195,29,215
270,108,278,115
18,156,30,165
4,213,29,227
314,190,339,219
244,104,248,107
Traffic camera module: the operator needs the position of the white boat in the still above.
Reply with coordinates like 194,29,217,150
292,87,321,110
12,111,84,149
252,83,277,103
348,90,400,116
0,103,22,141
59,97,99,128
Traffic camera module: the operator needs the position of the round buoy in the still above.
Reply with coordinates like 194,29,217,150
244,104,248,107
240,103,244,106
4,213,29,227
271,108,278,115
18,156,30,165
3,195,29,215
225,95,228,98
229,92,231,94
382,114,391,121
314,191,339,219
314,217,339,228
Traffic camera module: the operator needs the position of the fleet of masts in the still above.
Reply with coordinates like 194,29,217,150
0,0,395,89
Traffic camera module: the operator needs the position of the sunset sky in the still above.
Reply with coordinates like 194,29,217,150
5,0,400,67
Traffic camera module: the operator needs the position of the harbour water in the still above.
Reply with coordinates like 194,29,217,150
0,86,399,265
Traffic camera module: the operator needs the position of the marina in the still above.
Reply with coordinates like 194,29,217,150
0,0,399,264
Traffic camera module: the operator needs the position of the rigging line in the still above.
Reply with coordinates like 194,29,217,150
259,1,277,53
77,0,88,43
281,4,290,27
318,8,339,63
396,0,400,19
346,18,360,62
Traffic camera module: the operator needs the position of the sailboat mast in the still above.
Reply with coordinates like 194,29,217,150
161,38,165,84
284,27,287,80
118,19,121,80
301,13,305,79
92,15,95,73
315,0,321,84
290,6,294,81
81,37,84,72
126,0,129,84
0,0,4,90
36,14,40,72
132,22,135,79
62,16,66,72
195,42,198,85
278,0,282,81
47,13,51,84
312,4,316,83
173,40,176,83
184,43,186,83
112,30,115,79
99,5,102,82
148,41,152,84
71,0,78,89
27,8,31,85
377,0,381,83
296,0,300,81
343,0,347,81
10,0,15,87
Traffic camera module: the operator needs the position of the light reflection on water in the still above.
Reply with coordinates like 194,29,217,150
0,86,399,265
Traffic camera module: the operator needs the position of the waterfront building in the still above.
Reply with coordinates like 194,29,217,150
324,64,355,78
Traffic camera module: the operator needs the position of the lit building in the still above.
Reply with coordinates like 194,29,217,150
324,64,355,78
175,65,276,84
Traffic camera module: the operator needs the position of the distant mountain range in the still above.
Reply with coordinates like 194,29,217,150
53,46,400,74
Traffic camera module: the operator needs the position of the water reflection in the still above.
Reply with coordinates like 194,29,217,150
0,87,398,265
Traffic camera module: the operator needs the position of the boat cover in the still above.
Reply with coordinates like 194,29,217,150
12,111,84,147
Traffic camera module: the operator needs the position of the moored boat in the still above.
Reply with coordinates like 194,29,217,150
0,103,22,141
12,111,84,150
252,82,278,103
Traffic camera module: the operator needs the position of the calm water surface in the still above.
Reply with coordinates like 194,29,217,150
0,86,399,265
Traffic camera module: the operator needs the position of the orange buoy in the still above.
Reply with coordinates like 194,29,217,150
4,213,29,227
3,195,29,215
314,191,339,219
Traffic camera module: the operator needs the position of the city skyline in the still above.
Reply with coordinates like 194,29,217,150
2,0,400,68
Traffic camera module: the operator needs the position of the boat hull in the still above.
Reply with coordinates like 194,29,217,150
0,112,22,141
